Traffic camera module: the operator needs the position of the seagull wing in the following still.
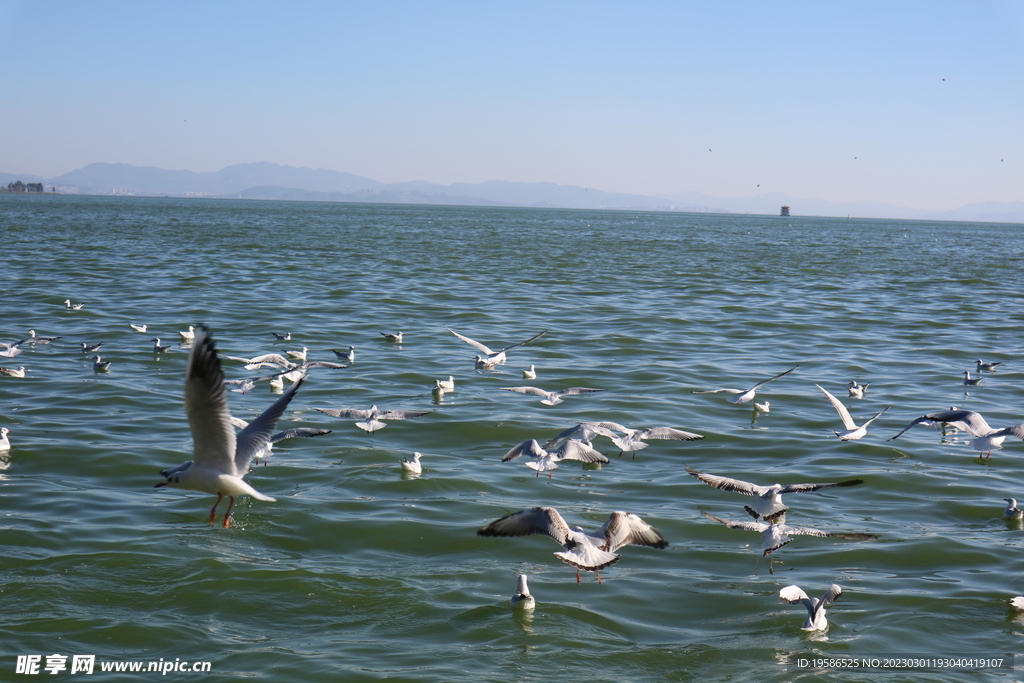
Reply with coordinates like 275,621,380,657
477,506,573,548
776,478,865,494
556,440,609,463
750,365,800,391
776,523,832,538
502,386,550,397
779,585,811,604
815,384,856,429
228,416,250,429
316,407,374,419
378,409,430,420
860,405,891,428
234,376,304,473
991,424,1024,440
184,326,237,475
700,510,769,532
819,584,842,607
271,427,332,443
300,361,348,370
887,415,936,441
446,328,495,355
552,387,604,398
691,388,742,395
600,511,668,551
502,439,547,461
635,426,704,441
686,466,770,497
496,329,548,354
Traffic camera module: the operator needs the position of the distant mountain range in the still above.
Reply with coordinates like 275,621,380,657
2,162,1021,223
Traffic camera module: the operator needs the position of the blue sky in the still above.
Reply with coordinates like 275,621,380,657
1,1,1021,209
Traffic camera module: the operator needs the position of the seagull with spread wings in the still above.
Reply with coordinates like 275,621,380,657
502,438,609,477
815,384,890,440
691,365,799,404
888,408,1024,458
447,327,546,367
315,404,430,433
779,584,843,631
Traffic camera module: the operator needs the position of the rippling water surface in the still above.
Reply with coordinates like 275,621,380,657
3,195,1024,681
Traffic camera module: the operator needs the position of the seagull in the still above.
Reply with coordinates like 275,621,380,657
963,370,982,386
151,338,171,353
20,330,63,345
432,380,448,400
80,342,103,353
501,386,604,406
888,409,1024,458
380,332,403,343
437,376,455,391
220,352,297,371
510,574,536,610
0,366,27,378
541,422,622,450
700,511,877,572
1012,597,1024,610
976,360,1002,372
814,384,890,440
522,365,537,379
178,325,196,341
477,507,668,584
502,438,609,477
284,346,308,361
590,420,704,459
270,332,292,341
155,326,305,528
685,466,865,520
779,584,842,631
401,452,424,474
0,427,11,452
332,346,355,363
1004,498,1023,520
92,356,112,372
129,324,148,333
314,405,430,433
227,415,331,465
847,381,869,399
753,400,771,413
63,299,85,310
0,345,22,358
447,327,547,367
691,365,800,404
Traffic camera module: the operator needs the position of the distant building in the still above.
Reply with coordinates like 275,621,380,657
780,205,790,216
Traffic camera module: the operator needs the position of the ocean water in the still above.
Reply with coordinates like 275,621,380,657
2,195,1024,682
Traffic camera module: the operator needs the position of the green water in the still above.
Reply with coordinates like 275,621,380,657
2,195,1023,681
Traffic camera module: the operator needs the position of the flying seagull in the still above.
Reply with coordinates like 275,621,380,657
315,404,430,433
155,326,304,528
501,385,603,406
447,327,546,367
888,409,1024,458
502,438,609,477
814,384,890,440
477,506,668,583
779,584,842,631
685,465,865,520
691,365,799,404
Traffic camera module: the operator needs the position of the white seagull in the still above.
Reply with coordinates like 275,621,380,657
64,299,85,310
270,332,292,341
0,427,11,452
315,404,430,433
380,332,403,343
1012,597,1024,610
20,330,63,345
220,352,297,371
80,342,103,353
686,466,865,520
847,381,869,399
1004,498,1023,520
401,452,424,474
151,338,171,353
963,370,982,386
888,409,1024,458
447,327,546,367
502,438,609,477
522,365,537,379
594,420,704,458
477,506,668,584
0,366,27,378
437,376,455,391
155,326,305,528
780,584,842,631
284,346,309,361
501,385,604,406
0,344,22,358
510,574,536,610
814,384,890,440
692,365,800,404
227,415,331,465
93,356,112,372
332,346,355,363
178,325,196,341
976,359,1002,372
129,324,148,333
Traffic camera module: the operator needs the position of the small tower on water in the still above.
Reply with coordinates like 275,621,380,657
780,205,790,217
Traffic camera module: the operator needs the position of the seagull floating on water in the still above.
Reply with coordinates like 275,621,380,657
129,324,148,333
1011,597,1024,610
315,404,430,433
80,342,103,353
437,376,455,391
0,343,22,358
963,370,982,386
270,332,292,341
522,365,537,379
284,346,309,361
1004,498,1023,520
847,381,869,399
401,452,424,474
0,427,11,452
151,338,171,353
447,327,546,367
93,356,112,372
502,438,609,477
692,365,800,404
888,409,1024,458
380,332,403,343
20,330,63,345
780,584,842,631
686,466,865,520
0,366,27,378
63,299,85,310
155,326,304,528
815,384,890,441
477,506,668,584
501,385,604,406
178,325,195,341
510,574,536,610
976,360,1002,372
332,346,355,363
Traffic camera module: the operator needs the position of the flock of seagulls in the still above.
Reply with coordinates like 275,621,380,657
3,298,1021,632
